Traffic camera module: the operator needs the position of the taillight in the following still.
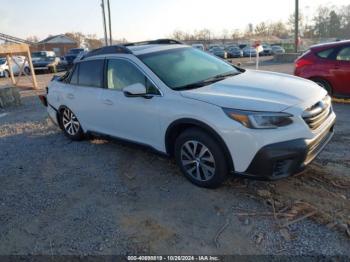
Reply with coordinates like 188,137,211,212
295,58,313,69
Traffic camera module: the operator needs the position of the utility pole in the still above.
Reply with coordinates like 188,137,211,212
107,0,113,45
101,0,108,46
295,0,299,53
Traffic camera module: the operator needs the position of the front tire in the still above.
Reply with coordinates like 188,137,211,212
59,107,84,141
174,128,229,188
3,70,10,78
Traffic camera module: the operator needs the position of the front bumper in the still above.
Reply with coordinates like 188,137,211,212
34,66,49,70
237,120,335,180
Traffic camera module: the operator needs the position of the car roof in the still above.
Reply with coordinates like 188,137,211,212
310,40,350,50
127,44,188,55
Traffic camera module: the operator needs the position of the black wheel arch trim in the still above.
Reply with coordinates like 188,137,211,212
165,118,234,171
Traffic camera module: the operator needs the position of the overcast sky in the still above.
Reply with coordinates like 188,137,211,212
0,0,346,41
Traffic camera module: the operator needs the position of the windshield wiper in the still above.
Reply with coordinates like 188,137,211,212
213,71,240,79
176,71,240,90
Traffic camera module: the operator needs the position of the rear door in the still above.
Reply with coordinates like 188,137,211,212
334,45,350,96
67,59,105,132
312,48,337,79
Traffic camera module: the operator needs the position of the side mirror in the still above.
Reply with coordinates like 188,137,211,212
123,83,147,97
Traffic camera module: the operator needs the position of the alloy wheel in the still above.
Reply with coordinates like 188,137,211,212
180,140,216,182
62,108,80,136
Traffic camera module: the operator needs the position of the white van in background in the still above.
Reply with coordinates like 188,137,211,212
0,56,30,78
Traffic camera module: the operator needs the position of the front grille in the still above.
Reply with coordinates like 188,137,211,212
305,125,334,164
303,95,332,130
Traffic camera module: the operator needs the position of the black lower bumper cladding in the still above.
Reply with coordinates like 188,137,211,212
240,122,335,180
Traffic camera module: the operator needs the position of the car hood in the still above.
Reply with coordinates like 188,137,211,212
180,70,326,112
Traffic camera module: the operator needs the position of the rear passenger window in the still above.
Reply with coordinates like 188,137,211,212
317,49,334,59
336,47,350,61
78,60,104,88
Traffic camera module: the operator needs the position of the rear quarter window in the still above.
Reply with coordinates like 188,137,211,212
316,48,335,59
69,66,79,85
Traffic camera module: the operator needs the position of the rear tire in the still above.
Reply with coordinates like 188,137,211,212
24,67,31,75
311,78,332,95
59,107,84,141
174,128,229,188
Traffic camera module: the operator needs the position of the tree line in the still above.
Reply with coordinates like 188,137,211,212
170,4,350,41
25,4,350,47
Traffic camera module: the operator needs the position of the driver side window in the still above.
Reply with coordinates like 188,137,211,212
107,59,160,95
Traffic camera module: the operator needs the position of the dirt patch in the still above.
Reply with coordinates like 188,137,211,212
236,162,350,238
120,216,178,253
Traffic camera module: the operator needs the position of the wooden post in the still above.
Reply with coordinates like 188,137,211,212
0,43,38,90
26,49,38,89
5,55,15,85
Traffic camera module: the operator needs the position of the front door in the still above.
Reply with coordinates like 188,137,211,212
99,58,162,148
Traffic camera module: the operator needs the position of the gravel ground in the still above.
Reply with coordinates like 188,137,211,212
0,63,349,256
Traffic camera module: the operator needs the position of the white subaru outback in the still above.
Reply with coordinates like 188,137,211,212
41,39,336,188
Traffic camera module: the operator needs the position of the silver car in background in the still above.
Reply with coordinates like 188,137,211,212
242,46,257,57
272,45,286,55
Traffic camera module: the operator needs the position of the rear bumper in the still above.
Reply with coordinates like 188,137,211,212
38,95,48,107
236,120,335,180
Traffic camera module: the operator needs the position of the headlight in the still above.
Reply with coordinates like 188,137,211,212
223,108,293,129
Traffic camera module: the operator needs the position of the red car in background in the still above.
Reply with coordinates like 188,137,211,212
294,40,350,97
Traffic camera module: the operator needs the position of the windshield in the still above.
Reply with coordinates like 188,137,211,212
69,49,83,54
32,52,48,58
0,58,6,65
139,47,239,90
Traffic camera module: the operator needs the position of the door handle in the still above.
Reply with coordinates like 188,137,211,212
66,93,74,99
103,99,113,105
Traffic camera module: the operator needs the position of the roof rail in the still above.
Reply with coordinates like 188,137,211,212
83,45,132,59
80,39,184,60
124,39,183,46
